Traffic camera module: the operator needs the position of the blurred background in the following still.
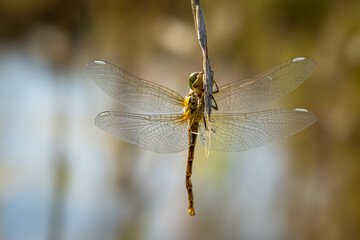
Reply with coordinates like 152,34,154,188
1,0,360,239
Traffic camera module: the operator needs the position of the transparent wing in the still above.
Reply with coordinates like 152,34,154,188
214,57,316,111
199,108,316,152
95,112,188,153
86,60,185,113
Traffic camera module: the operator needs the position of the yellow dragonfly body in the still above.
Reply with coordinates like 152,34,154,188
86,57,317,216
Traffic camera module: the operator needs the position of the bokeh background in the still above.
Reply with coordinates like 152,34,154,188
1,0,360,239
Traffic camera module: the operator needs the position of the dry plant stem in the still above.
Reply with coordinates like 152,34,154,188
191,0,213,123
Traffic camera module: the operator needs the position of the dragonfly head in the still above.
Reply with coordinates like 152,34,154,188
188,72,202,90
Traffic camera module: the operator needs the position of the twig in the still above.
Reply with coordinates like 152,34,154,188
190,0,213,123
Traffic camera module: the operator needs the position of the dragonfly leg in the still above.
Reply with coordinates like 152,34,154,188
212,78,219,93
211,78,219,110
203,115,208,131
191,72,204,91
211,95,218,111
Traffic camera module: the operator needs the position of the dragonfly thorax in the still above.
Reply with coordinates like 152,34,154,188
183,90,204,124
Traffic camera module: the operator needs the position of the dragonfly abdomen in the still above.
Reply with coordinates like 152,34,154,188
186,121,199,216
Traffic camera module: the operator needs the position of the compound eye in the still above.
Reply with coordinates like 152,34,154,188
188,72,200,89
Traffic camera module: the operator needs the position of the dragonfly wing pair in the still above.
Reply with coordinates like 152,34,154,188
86,57,317,153
94,108,316,153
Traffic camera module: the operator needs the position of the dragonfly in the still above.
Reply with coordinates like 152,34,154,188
86,57,317,216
